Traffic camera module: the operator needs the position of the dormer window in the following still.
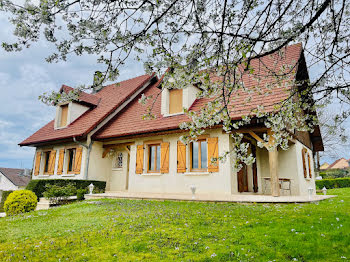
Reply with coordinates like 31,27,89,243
59,104,69,128
169,89,183,114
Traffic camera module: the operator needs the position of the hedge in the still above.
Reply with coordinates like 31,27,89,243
0,190,14,212
26,179,106,198
316,178,350,189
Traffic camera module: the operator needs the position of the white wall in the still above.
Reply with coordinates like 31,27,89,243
0,172,18,191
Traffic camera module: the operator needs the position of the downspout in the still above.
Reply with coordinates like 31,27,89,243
73,136,94,180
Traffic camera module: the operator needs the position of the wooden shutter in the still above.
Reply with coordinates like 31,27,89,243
169,89,183,114
48,150,56,175
307,153,312,178
208,137,219,172
160,142,170,173
57,149,65,175
34,151,41,176
136,145,144,174
177,141,186,173
60,104,69,127
74,147,83,174
302,148,307,178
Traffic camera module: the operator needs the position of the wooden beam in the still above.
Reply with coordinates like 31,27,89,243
268,149,280,197
143,139,163,145
267,130,280,197
228,127,268,134
248,131,265,144
124,145,130,155
102,148,111,158
103,142,134,149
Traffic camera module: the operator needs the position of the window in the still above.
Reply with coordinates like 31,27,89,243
190,140,207,171
43,151,51,174
147,144,161,172
302,148,312,179
59,104,69,127
67,148,76,173
169,89,183,114
113,152,123,169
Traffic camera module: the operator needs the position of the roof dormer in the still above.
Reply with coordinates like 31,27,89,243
54,101,90,129
161,85,200,116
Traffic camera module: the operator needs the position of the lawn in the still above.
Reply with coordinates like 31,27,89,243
0,189,349,261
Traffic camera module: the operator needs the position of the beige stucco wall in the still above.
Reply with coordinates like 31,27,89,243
101,129,233,194
87,142,111,184
31,131,317,196
256,141,316,196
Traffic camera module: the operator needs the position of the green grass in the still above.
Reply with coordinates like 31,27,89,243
0,189,349,261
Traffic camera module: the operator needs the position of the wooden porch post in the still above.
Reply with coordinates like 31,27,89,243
268,130,280,197
268,148,280,197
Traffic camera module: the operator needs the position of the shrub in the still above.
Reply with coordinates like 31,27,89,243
76,189,87,201
0,190,13,212
320,169,349,179
26,179,106,198
43,183,76,205
4,190,37,216
316,178,350,189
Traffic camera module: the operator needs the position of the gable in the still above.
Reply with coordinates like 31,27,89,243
19,74,155,146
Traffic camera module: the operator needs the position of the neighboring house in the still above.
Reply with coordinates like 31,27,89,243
320,163,330,170
19,43,324,197
0,168,31,191
327,158,350,170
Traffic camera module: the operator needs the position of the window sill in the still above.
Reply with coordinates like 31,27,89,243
184,172,210,176
38,175,50,178
112,168,123,171
62,174,76,177
54,125,68,130
163,112,184,118
305,178,312,181
141,173,163,176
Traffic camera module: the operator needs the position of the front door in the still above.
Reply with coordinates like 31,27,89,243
237,164,248,192
109,151,129,191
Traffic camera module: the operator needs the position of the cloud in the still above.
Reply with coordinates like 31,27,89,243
0,15,145,168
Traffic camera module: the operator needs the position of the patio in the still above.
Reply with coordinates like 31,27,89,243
85,191,335,203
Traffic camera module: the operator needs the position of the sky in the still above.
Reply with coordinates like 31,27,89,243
0,14,349,169
0,15,144,169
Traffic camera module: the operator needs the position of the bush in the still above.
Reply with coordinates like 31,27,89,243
76,189,87,201
316,178,350,189
4,190,37,216
43,183,77,204
26,179,106,198
320,169,349,179
0,190,13,212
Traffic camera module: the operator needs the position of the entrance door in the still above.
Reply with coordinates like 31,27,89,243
109,151,129,191
237,164,248,192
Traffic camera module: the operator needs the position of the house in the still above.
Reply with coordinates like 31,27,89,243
0,168,31,191
19,43,324,197
327,158,350,170
320,162,330,170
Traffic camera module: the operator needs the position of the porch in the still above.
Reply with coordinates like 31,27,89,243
85,191,334,203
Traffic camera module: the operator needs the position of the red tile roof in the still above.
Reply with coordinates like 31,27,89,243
60,85,101,106
94,43,303,140
19,74,154,146
0,168,31,187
